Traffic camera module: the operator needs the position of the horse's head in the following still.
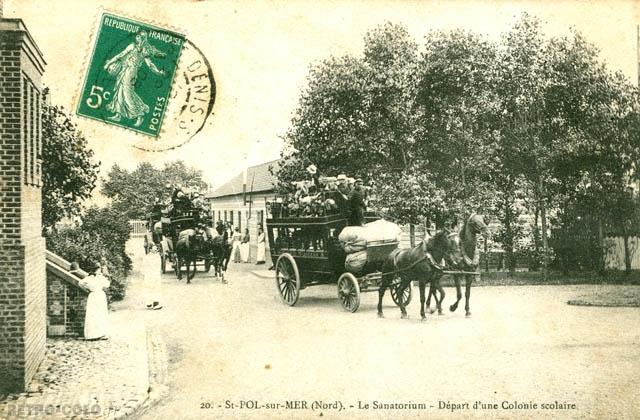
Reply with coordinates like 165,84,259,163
427,229,463,270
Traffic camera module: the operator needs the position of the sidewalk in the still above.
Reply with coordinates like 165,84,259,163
0,240,161,420
0,311,148,420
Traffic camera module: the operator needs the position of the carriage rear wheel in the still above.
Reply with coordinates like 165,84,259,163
391,281,413,307
275,253,300,306
337,272,360,313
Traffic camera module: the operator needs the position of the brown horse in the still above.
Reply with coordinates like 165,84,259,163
448,213,491,317
377,230,463,321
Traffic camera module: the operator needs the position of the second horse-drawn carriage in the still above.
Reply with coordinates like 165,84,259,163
266,202,412,312
145,204,218,281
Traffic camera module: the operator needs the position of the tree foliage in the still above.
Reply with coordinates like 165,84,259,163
279,15,640,271
46,205,132,302
101,160,207,220
42,91,100,229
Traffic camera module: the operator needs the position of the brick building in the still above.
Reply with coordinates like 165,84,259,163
0,16,47,393
206,160,279,263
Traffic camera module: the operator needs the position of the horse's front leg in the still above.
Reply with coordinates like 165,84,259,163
188,259,196,282
397,278,410,319
177,257,182,281
426,285,434,314
186,259,192,284
450,275,462,312
419,279,427,321
377,275,389,318
430,273,444,314
464,274,473,317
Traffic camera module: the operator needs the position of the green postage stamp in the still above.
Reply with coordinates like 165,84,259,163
77,13,185,137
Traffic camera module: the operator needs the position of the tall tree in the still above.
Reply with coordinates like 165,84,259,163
414,29,500,223
42,91,100,230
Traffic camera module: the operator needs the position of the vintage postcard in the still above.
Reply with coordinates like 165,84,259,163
0,1,639,419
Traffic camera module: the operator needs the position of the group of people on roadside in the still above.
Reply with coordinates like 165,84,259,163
215,220,266,265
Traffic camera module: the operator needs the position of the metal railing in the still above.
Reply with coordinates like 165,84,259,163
129,220,147,237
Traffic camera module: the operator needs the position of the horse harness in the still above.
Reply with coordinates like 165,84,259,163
385,239,445,278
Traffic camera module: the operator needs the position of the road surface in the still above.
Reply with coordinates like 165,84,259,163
123,239,640,419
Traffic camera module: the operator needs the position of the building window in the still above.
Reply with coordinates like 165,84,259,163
224,211,227,222
258,210,264,229
230,211,234,226
22,77,30,184
30,84,36,186
237,211,241,231
35,89,42,186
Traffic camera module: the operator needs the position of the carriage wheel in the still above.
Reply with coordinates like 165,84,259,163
275,253,300,306
337,272,360,313
391,281,413,307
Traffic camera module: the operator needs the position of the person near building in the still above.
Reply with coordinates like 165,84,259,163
231,227,242,263
80,261,111,340
256,227,266,264
240,228,251,263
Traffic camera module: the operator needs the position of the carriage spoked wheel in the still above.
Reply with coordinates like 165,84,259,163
275,253,300,306
390,280,413,307
337,272,360,313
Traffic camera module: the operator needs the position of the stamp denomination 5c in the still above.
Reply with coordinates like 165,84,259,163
77,13,185,137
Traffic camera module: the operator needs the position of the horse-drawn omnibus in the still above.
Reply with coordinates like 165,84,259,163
265,204,412,312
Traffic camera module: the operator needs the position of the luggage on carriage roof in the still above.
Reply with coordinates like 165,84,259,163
338,219,402,254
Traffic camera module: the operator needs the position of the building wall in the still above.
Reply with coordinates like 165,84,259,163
208,192,274,263
0,21,46,393
46,272,88,337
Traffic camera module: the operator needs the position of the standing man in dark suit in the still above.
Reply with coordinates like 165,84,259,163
349,178,367,226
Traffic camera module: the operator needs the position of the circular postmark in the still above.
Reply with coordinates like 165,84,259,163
83,27,215,151
132,39,216,151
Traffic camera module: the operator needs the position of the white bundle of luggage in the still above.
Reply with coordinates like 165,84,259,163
339,219,402,273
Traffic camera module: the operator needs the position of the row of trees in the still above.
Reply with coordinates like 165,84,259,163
277,14,640,275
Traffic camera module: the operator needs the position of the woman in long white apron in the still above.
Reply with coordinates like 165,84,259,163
231,227,242,263
240,228,250,263
256,227,266,264
81,262,110,340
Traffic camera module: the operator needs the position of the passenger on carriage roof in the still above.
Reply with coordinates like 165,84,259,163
337,174,351,198
348,178,367,226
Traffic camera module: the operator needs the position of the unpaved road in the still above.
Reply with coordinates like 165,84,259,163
125,239,640,419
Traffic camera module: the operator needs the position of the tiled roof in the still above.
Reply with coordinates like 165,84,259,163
206,159,280,199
